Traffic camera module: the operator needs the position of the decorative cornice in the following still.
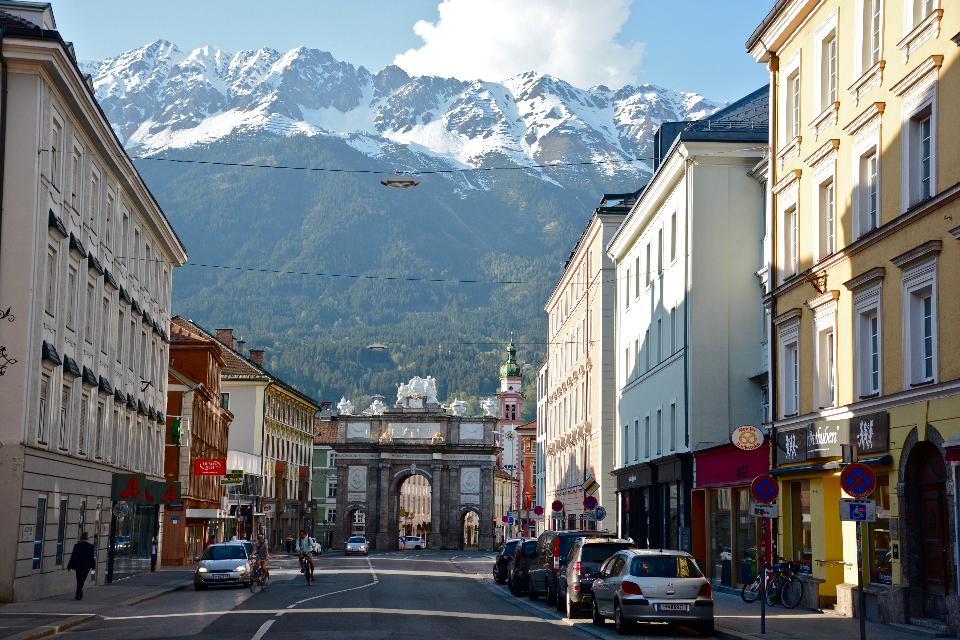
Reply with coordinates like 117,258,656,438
98,376,114,396
950,225,960,240
891,240,942,269
805,290,840,310
47,209,67,239
848,61,885,106
804,138,840,168
81,366,98,388
844,267,886,291
103,269,118,291
41,341,62,366
843,102,885,135
777,135,801,168
62,354,81,378
68,232,87,259
896,9,944,63
891,54,944,97
774,307,802,326
87,254,104,276
773,168,802,194
809,101,839,139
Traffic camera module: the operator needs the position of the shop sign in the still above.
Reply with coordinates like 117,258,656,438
777,421,844,463
110,473,181,506
194,458,227,476
844,411,889,454
219,470,244,485
731,425,764,451
840,498,877,522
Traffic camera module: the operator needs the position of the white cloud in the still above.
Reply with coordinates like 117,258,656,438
393,0,644,89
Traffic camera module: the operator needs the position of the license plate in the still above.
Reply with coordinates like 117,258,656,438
656,603,689,612
208,573,231,580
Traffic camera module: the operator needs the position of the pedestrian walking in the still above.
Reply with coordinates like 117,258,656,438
67,531,96,600
150,536,158,572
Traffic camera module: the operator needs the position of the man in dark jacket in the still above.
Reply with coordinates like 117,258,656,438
67,532,96,600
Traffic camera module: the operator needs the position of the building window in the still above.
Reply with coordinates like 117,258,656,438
816,328,836,408
789,480,812,571
820,31,838,110
327,479,337,498
909,0,935,32
644,415,651,459
786,70,801,139
670,211,677,262
818,179,836,259
657,227,663,274
55,495,68,565
783,204,799,277
66,266,78,329
38,373,51,444
669,402,677,451
88,170,100,232
859,0,882,73
644,328,650,372
95,401,105,460
905,100,935,207
44,247,58,317
220,392,230,409
868,475,892,584
902,259,937,386
78,391,89,455
760,385,770,423
326,508,336,524
85,283,96,343
33,496,47,569
70,147,82,210
105,192,114,246
857,150,880,237
645,243,652,286
780,325,800,417
657,317,662,362
624,268,630,309
656,408,662,456
50,119,62,189
634,256,640,298
854,284,882,398
59,384,71,450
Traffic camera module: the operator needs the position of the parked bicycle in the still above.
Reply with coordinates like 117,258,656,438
249,561,268,592
741,558,803,608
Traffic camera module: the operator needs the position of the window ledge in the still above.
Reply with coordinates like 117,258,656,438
809,101,840,140
859,392,880,400
897,9,943,63
777,135,801,169
848,60,885,105
910,379,936,388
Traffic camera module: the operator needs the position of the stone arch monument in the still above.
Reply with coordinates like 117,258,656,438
331,378,500,551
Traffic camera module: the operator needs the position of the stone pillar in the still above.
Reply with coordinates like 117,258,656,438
429,463,443,550
334,465,350,547
443,465,460,549
375,462,393,550
479,464,495,551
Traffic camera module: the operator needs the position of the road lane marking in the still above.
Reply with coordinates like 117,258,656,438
285,554,379,609
251,619,275,640
102,608,567,625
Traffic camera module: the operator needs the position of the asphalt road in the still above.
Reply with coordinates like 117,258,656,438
51,551,702,640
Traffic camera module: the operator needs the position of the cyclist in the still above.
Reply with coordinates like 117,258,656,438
252,533,269,581
296,530,315,582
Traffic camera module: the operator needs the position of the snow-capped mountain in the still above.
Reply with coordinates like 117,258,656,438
82,40,720,175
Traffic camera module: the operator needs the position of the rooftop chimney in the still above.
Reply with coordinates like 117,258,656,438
216,328,236,350
249,349,265,367
236,338,246,354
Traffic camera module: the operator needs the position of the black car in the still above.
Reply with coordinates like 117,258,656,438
508,539,539,595
556,537,635,618
493,538,523,584
527,530,617,605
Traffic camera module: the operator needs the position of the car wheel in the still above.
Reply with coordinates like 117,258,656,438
566,591,579,619
556,585,565,612
528,578,539,601
509,577,519,596
592,600,605,626
692,621,715,636
614,601,633,636
546,583,557,606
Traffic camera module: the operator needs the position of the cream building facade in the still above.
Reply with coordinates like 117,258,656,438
542,193,631,531
0,2,187,601
748,0,960,630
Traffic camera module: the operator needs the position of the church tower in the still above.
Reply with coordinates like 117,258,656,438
497,342,524,478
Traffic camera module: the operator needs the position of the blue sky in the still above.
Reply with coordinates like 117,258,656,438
53,0,771,102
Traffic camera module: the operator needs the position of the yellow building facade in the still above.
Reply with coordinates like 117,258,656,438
749,0,960,630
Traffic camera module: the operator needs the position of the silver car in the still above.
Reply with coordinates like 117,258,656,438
194,543,252,590
345,535,369,555
590,549,714,636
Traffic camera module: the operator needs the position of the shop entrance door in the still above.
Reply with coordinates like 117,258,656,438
905,441,950,619
920,485,947,597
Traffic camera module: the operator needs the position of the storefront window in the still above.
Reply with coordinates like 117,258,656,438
665,483,679,549
869,475,892,585
736,488,757,585
789,480,812,572
710,488,732,586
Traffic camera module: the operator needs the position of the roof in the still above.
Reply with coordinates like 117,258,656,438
745,0,792,51
515,420,536,436
170,317,226,366
0,8,43,31
186,319,319,408
674,86,768,143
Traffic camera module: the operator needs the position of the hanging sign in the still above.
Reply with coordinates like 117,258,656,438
194,458,227,476
111,473,181,506
731,425,764,451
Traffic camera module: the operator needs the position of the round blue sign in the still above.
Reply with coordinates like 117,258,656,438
595,506,607,521
751,474,779,504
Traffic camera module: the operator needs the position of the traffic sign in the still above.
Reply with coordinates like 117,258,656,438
840,463,876,498
595,506,607,521
840,499,877,522
551,500,564,512
751,475,779,504
583,495,598,510
751,503,779,518
507,512,515,525
533,505,544,517
582,477,599,494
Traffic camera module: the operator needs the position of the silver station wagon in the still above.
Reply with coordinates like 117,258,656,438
590,549,714,636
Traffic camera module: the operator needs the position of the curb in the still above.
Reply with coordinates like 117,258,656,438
715,625,759,640
3,614,96,640
120,580,192,606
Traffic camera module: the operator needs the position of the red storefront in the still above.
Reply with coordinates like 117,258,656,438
692,441,771,589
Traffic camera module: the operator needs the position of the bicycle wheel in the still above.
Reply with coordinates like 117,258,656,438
780,576,804,608
741,576,761,603
249,571,257,593
765,576,780,606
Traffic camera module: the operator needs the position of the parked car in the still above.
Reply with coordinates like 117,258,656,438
402,536,425,550
493,539,523,584
527,529,617,605
194,543,252,590
345,536,369,555
590,549,714,636
557,537,636,618
508,539,539,595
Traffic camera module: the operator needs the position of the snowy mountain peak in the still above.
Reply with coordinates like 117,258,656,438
85,41,722,176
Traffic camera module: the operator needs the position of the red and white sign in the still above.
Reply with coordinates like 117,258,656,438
731,425,764,451
194,458,227,476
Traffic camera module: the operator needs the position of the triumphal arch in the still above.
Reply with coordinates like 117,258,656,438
330,377,500,551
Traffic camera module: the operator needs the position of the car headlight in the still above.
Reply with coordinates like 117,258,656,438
235,565,247,572
198,567,208,573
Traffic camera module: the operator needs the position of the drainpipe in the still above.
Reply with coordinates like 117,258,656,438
0,27,7,278
767,50,781,559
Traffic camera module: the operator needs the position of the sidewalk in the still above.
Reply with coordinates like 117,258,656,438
714,592,936,640
0,568,194,640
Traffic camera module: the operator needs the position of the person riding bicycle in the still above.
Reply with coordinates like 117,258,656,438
295,530,314,581
252,533,269,580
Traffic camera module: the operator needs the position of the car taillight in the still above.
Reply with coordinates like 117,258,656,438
698,583,713,598
621,581,643,596
573,584,581,591
552,538,560,573
573,561,582,576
